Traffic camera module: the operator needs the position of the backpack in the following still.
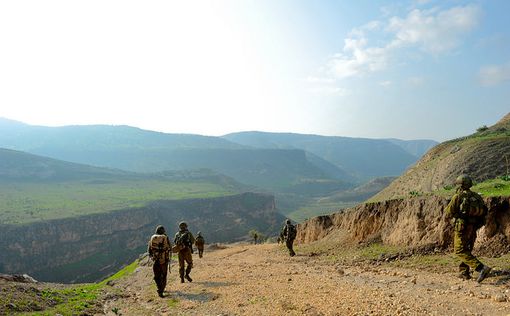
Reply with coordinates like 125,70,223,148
150,234,170,263
459,191,486,218
175,231,193,249
286,224,297,240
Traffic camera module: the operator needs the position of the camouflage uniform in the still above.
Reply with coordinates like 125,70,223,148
281,220,297,257
174,222,195,283
148,225,171,297
445,175,491,282
195,232,205,258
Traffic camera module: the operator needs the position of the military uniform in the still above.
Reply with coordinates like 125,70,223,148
445,175,491,282
195,232,205,258
174,222,195,283
147,225,171,297
281,220,297,257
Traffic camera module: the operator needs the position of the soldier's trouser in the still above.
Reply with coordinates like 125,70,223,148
285,239,296,256
454,221,483,273
153,261,168,293
178,248,193,277
197,246,204,258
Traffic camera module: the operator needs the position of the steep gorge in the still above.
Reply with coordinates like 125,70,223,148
297,196,510,256
0,192,282,283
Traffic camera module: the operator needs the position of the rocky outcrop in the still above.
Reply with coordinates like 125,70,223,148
0,193,282,283
297,196,510,256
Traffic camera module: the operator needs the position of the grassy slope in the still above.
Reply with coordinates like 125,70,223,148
371,116,510,202
9,260,141,315
0,179,236,225
377,176,510,202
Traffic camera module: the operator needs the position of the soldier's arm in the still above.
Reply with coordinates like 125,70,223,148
444,194,460,219
165,236,172,251
147,238,153,257
190,233,195,244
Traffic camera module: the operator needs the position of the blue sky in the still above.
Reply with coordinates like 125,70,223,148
0,0,508,141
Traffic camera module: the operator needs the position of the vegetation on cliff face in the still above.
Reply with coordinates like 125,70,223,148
1,260,139,315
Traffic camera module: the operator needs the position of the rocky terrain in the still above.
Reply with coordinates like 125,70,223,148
28,243,510,315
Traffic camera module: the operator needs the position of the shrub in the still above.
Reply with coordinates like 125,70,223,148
476,125,489,132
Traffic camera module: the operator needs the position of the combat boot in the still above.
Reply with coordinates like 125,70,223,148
185,274,193,282
477,265,491,283
458,271,471,280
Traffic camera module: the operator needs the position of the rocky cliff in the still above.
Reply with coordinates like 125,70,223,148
0,192,282,283
297,196,510,256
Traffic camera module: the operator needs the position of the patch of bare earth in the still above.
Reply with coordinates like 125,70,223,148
100,244,510,316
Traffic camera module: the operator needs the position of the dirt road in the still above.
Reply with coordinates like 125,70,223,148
102,243,510,315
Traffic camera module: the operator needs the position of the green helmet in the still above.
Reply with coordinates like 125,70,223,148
179,221,188,229
455,174,473,189
155,225,165,234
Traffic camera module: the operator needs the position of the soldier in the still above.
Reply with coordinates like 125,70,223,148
281,219,297,257
445,174,491,282
253,232,258,245
195,231,205,258
174,222,195,283
147,225,171,297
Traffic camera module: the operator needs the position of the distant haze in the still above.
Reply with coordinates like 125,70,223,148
1,1,509,141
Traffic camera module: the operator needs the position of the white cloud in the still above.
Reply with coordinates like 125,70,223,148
388,5,480,54
379,80,392,87
479,62,510,86
326,5,480,80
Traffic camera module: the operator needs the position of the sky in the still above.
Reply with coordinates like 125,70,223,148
0,0,509,141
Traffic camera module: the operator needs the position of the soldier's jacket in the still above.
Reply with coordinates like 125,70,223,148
282,224,297,241
445,189,487,227
148,234,171,264
174,230,195,251
195,235,205,247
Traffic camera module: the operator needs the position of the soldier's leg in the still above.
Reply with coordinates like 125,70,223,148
184,248,193,281
285,239,295,256
161,262,168,292
178,251,185,283
454,227,483,272
153,262,164,296
198,247,203,258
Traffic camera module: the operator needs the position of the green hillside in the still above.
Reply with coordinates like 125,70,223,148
371,113,510,201
0,149,242,224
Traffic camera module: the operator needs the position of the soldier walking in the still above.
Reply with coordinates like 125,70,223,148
195,231,205,258
148,225,171,297
281,219,297,257
445,174,491,282
174,222,195,283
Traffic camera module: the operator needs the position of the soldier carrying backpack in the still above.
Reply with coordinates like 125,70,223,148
174,222,195,283
147,225,172,297
445,174,491,282
195,231,205,258
281,219,297,257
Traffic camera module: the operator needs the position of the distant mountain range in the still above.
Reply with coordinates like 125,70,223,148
223,131,437,180
0,118,438,219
